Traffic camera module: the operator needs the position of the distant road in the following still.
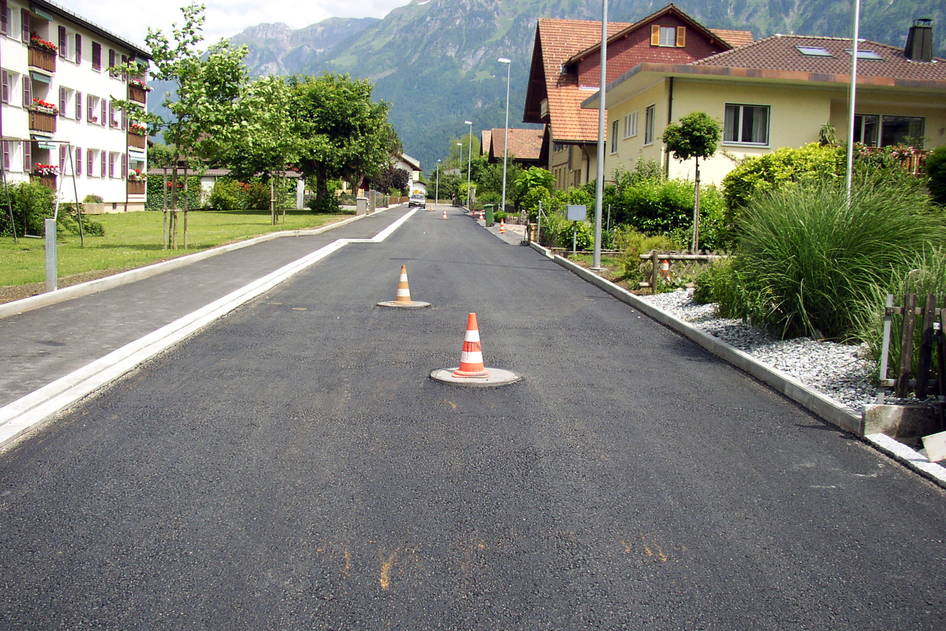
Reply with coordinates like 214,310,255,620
1,206,943,629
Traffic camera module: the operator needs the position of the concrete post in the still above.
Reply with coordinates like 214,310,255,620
45,218,57,292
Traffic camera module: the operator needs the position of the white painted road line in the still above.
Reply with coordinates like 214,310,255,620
0,209,418,450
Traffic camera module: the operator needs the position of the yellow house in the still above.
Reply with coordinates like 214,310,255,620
583,25,946,185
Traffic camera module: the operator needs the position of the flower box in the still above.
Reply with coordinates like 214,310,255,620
29,35,58,53
128,123,148,136
33,163,59,176
128,79,152,91
30,98,59,116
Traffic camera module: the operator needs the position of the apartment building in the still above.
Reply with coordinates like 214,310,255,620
0,0,151,211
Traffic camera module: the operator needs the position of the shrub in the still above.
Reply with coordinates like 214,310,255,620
58,204,105,236
207,178,244,210
0,181,55,237
721,178,944,340
145,175,201,211
613,225,678,284
693,257,739,310
927,146,946,205
308,194,339,213
82,194,104,204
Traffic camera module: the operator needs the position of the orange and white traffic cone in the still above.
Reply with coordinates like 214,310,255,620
377,264,430,309
452,313,489,378
660,259,670,279
442,209,448,220
499,219,506,234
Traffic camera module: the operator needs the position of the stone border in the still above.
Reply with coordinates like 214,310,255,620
548,253,946,490
0,206,399,320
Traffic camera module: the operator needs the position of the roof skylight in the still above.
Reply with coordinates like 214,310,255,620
797,46,833,57
846,49,884,60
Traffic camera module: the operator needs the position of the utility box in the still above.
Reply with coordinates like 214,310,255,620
484,204,495,227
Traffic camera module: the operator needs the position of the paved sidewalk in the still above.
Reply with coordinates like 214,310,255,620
0,207,412,408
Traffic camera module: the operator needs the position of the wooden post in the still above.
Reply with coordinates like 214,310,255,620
651,250,659,295
916,293,936,398
896,293,917,398
878,294,894,387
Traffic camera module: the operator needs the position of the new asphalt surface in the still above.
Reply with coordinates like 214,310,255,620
0,206,944,629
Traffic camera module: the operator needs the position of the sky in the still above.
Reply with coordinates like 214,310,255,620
64,0,410,48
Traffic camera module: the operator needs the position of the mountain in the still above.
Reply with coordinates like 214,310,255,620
154,1,945,171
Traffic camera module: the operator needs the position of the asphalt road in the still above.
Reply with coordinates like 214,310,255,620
1,206,943,629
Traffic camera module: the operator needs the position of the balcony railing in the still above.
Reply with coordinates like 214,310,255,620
127,133,146,149
127,180,146,195
29,110,57,133
31,174,57,190
128,85,147,104
28,47,56,73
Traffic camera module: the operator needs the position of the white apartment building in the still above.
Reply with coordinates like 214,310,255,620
0,0,150,211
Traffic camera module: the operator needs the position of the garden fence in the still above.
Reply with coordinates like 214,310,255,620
878,293,946,399
637,251,725,294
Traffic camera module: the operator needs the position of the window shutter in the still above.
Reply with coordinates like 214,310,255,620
59,86,66,114
76,147,82,176
87,94,93,121
121,153,127,178
20,8,29,43
75,33,82,64
0,1,8,36
650,24,660,46
101,151,106,177
676,26,686,47
101,100,106,126
23,140,31,173
2,142,9,171
21,74,30,108
75,91,82,120
58,26,66,57
1,70,8,104
87,150,93,176
59,144,66,172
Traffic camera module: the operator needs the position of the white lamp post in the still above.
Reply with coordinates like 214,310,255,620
845,0,861,204
435,159,441,206
592,0,608,270
464,120,473,208
498,57,511,215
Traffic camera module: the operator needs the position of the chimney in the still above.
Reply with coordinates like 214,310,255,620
904,18,933,62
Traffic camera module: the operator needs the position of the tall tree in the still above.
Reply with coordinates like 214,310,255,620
662,112,721,252
288,74,399,212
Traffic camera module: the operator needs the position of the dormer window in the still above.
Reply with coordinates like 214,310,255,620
651,25,685,48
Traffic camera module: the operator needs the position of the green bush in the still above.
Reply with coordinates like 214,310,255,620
854,247,946,384
721,178,945,340
82,194,104,204
145,174,201,211
58,204,105,236
613,226,678,285
308,194,339,213
0,181,55,237
207,178,244,210
927,146,946,205
692,257,739,311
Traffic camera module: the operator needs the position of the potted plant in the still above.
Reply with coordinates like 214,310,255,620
128,168,145,182
129,122,148,136
33,163,59,176
128,79,152,91
30,98,59,115
29,34,58,53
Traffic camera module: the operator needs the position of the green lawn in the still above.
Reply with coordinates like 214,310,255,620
0,209,352,287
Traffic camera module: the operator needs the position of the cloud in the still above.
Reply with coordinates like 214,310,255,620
66,0,408,48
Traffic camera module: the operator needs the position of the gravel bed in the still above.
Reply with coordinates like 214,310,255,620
638,289,882,413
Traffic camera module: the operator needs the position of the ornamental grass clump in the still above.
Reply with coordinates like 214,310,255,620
721,178,944,340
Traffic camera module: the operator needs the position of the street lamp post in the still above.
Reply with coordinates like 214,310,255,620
592,0,607,270
456,142,462,204
435,159,441,206
464,120,473,209
498,57,511,215
845,0,861,204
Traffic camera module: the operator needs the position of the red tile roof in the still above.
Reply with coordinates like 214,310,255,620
691,34,946,80
488,128,544,161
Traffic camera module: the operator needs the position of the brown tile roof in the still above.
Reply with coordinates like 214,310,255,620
488,128,544,161
535,18,632,143
691,34,946,80
709,28,754,48
480,129,492,156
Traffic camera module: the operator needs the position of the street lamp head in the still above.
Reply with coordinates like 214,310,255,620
464,120,472,125
497,57,511,64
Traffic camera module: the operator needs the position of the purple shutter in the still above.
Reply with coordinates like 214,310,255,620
121,153,127,178
1,70,8,104
23,140,31,173
0,1,8,36
58,26,66,58
87,150,92,176
87,94,93,121
59,86,66,114
100,99,106,126
75,33,82,64
75,147,81,176
2,142,9,170
21,74,30,108
92,42,100,70
75,91,82,120
108,49,115,74
59,144,66,172
20,8,28,43
100,151,106,177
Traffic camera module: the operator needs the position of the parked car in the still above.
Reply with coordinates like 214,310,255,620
408,194,426,209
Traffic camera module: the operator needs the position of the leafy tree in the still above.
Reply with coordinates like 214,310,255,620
928,146,946,205
662,112,721,252
513,167,554,215
289,74,399,213
366,167,410,195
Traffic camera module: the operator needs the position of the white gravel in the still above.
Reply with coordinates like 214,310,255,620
637,289,882,413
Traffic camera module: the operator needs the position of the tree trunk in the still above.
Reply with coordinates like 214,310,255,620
691,157,701,254
315,168,330,212
183,176,189,249
169,157,179,249
270,177,276,225
162,168,168,249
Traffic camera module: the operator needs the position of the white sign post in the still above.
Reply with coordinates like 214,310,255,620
566,205,586,254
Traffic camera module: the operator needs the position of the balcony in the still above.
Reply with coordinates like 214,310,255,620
28,46,56,74
127,180,145,195
127,132,146,149
29,109,57,133
128,85,147,104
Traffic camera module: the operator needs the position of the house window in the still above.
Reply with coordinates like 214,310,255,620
75,33,82,64
610,119,619,153
91,42,101,71
1,141,9,170
644,104,655,145
109,101,119,128
87,94,97,123
651,24,685,47
108,49,116,76
58,26,67,58
854,114,925,147
624,111,638,138
724,103,770,145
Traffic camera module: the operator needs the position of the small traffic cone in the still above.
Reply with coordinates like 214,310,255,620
442,209,448,220
453,313,489,378
660,258,670,279
377,264,430,309
499,219,506,234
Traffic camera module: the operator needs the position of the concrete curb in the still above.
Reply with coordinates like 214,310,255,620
0,206,400,320
550,254,946,490
0,208,418,452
